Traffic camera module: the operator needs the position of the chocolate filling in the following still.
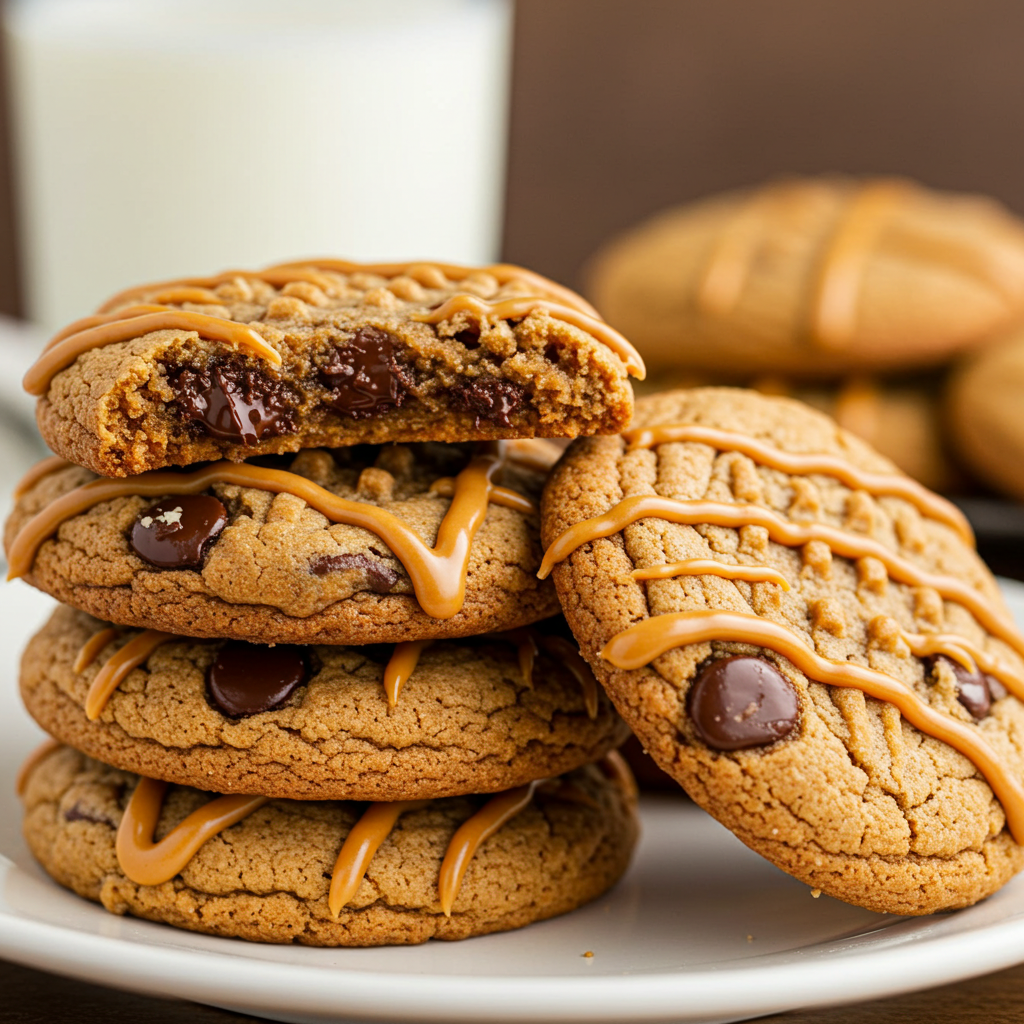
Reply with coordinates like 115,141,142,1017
450,378,527,428
929,654,998,720
688,656,800,750
167,359,298,446
320,326,413,419
130,494,228,569
308,552,399,594
207,642,308,718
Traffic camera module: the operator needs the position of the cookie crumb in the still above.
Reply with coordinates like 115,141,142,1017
811,888,822,899
582,951,594,958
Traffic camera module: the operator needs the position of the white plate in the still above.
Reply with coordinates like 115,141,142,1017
4,580,1024,1024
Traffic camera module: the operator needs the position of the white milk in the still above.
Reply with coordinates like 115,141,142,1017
5,0,512,331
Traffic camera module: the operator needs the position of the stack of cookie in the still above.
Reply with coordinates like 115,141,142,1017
6,259,643,945
587,175,1024,496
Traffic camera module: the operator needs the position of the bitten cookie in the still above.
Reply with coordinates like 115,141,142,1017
541,387,1024,915
21,604,627,800
947,327,1024,502
587,177,1024,376
5,442,561,644
28,259,644,477
20,745,638,946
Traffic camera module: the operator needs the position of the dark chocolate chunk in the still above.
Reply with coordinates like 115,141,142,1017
320,326,412,418
130,494,228,569
308,552,399,593
207,642,307,718
167,359,298,446
450,378,527,428
63,801,115,826
688,656,800,751
930,655,992,720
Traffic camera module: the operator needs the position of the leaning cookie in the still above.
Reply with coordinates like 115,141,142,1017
20,745,638,946
587,177,1024,375
541,387,1024,915
5,442,560,644
21,605,627,801
28,259,644,477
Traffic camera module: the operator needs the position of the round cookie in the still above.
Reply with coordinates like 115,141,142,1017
947,327,1024,502
5,442,561,644
541,387,1024,915
587,176,1024,376
21,604,628,800
29,258,643,477
20,745,638,946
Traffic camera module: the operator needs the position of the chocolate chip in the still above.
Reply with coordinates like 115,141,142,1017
63,801,114,826
207,642,307,718
308,552,399,593
930,655,992,720
320,326,412,418
130,494,228,569
450,378,527,428
167,359,298,446
688,656,800,751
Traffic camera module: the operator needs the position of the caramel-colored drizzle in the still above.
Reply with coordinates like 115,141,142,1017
14,738,62,796
72,626,119,673
84,630,180,720
382,641,434,708
8,453,517,621
98,259,600,318
900,630,1024,700
600,609,1024,844
430,476,537,514
328,799,429,917
538,493,1022,660
490,627,539,687
632,558,791,590
502,438,564,474
25,309,283,396
622,423,972,543
43,304,169,349
538,636,600,719
12,455,73,499
116,776,268,886
412,293,646,379
811,181,905,350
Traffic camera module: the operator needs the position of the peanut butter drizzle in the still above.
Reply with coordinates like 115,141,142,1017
12,455,73,499
900,630,1024,700
430,476,537,514
25,310,283,396
116,776,268,886
43,304,169,349
328,799,429,917
147,287,223,305
503,438,563,473
538,636,600,719
601,609,1024,843
9,452,516,620
412,293,646,379
72,626,119,674
14,738,62,797
631,558,791,590
98,260,600,318
438,781,539,917
538,494,1022,659
85,630,180,720
382,641,434,708
622,423,972,543
812,181,906,350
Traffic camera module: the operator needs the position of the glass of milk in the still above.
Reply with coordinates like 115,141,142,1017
4,0,513,331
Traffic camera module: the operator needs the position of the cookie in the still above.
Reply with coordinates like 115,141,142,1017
587,177,1024,376
21,604,627,801
5,442,561,644
540,387,1024,915
27,259,644,477
947,327,1024,502
20,745,638,946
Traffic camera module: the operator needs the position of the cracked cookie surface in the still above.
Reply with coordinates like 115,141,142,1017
541,387,1024,914
5,443,560,644
22,605,628,800
21,745,638,946
34,261,638,477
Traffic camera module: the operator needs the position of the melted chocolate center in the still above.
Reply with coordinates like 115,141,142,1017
450,378,527,428
688,656,800,750
130,494,228,569
320,326,411,418
931,655,996,720
207,642,307,717
168,359,298,446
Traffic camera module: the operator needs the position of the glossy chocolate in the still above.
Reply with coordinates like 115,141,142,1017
931,655,994,720
130,495,228,569
168,360,298,445
207,642,307,717
450,378,526,428
320,326,411,418
688,656,800,750
308,552,400,593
